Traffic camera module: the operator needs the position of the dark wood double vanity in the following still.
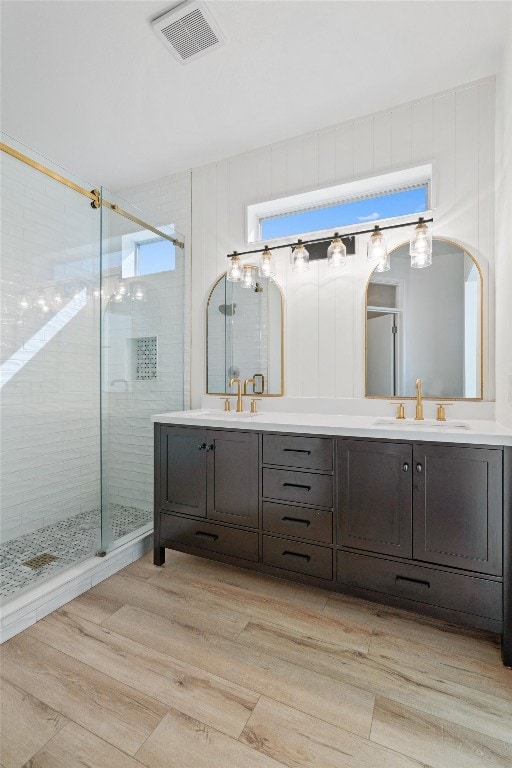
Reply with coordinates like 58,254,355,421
154,421,512,666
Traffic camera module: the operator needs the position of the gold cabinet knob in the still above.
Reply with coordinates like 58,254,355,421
436,402,453,422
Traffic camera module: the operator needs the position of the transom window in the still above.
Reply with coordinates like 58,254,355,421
247,165,432,243
122,228,176,278
136,238,175,276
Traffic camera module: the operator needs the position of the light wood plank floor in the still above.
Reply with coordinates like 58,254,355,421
1,551,511,768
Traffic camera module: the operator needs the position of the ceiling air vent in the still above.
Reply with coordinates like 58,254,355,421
152,1,225,64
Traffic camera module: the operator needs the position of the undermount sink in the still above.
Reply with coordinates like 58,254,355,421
374,418,470,430
181,409,261,419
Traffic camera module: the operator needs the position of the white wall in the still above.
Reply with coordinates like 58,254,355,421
190,79,496,407
495,12,512,428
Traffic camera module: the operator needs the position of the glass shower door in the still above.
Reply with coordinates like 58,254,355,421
99,188,185,552
0,134,102,601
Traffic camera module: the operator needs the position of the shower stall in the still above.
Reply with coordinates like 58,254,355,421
0,135,186,605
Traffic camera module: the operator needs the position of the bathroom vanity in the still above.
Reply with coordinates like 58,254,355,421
152,411,512,666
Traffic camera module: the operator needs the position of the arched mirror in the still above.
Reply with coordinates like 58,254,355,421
366,238,483,399
207,271,284,396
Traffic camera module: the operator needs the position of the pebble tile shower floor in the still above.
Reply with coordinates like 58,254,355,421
0,506,152,601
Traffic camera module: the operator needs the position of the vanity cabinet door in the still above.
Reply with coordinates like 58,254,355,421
207,430,259,527
413,444,503,576
338,439,413,558
158,425,207,517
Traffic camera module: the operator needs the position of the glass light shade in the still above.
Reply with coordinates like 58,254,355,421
327,235,347,268
367,226,388,263
259,247,275,278
374,252,391,272
291,242,310,272
241,265,256,289
410,219,432,268
226,253,242,282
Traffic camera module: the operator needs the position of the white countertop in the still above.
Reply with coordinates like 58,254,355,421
151,409,512,446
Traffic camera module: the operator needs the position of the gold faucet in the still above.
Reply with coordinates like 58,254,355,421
436,402,453,422
243,377,256,395
390,402,406,420
415,378,424,421
228,377,243,413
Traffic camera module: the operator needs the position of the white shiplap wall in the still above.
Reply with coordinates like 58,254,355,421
190,78,496,407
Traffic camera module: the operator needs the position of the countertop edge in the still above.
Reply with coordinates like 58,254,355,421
150,412,512,447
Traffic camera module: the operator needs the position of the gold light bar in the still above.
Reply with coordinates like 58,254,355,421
0,142,184,249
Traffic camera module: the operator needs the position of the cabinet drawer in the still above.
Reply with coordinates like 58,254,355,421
263,535,333,580
263,434,333,470
337,551,502,622
262,502,333,544
262,468,333,507
160,514,258,562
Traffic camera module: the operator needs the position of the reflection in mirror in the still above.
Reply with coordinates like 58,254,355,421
366,238,482,399
207,272,283,396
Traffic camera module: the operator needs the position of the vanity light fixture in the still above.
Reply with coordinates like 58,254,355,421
327,233,347,268
225,217,433,273
241,264,256,289
410,217,432,268
367,225,389,272
291,240,310,272
259,246,275,278
226,252,242,282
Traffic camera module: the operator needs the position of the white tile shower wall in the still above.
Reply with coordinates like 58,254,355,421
190,79,496,407
495,12,512,428
119,171,191,407
101,174,192,513
0,150,101,543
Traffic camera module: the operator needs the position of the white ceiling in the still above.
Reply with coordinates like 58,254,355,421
1,0,510,190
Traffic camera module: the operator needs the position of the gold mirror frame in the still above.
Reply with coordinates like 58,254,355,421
206,271,285,397
365,237,484,401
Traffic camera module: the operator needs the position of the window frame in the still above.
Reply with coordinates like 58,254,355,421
246,164,433,245
121,226,176,279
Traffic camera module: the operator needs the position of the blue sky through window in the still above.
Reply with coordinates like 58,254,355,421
260,186,427,240
136,239,175,275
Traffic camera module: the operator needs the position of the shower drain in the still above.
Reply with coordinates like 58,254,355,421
22,553,59,570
